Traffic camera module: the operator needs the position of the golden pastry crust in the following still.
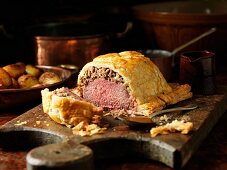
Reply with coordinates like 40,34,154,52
135,84,193,116
78,51,173,105
158,84,193,105
41,88,103,127
137,96,166,116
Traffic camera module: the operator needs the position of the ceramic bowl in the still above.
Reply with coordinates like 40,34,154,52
132,1,227,53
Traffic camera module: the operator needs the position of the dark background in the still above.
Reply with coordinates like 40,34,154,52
0,0,180,65
1,0,225,70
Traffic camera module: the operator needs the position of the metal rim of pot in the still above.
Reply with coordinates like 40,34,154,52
26,20,133,39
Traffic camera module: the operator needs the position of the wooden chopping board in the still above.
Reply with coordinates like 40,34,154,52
0,94,227,170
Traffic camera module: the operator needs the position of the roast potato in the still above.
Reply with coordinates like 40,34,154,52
25,64,42,77
0,68,12,89
18,74,40,88
3,62,26,79
1,62,65,89
39,72,62,85
11,78,20,89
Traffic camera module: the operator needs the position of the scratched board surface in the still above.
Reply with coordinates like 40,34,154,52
0,94,226,169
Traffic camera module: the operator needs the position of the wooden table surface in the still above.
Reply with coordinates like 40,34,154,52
0,70,227,170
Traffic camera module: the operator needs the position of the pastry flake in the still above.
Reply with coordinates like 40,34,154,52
150,120,193,137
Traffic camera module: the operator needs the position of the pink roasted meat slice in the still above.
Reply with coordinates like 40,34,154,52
83,79,135,110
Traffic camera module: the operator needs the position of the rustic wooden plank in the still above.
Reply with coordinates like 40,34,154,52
0,94,226,169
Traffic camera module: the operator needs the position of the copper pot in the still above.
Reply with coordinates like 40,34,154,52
30,21,132,69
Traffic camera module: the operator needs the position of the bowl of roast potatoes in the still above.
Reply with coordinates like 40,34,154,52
0,62,72,110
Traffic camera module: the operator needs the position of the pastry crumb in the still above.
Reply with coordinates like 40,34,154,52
150,120,193,137
15,121,27,126
160,114,168,121
72,121,106,136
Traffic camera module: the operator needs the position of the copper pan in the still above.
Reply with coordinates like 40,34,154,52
29,21,132,69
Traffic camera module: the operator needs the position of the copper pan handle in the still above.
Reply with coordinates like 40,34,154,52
0,25,12,38
115,21,133,38
171,27,216,56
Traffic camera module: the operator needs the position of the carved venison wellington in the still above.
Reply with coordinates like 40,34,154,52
76,51,192,116
41,51,192,127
